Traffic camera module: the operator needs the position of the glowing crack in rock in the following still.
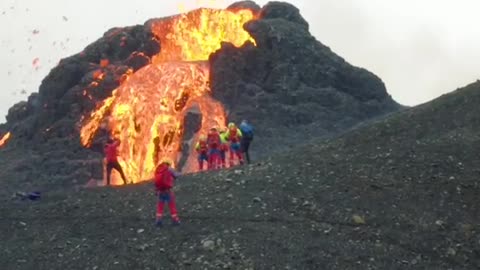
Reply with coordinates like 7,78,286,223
80,8,256,185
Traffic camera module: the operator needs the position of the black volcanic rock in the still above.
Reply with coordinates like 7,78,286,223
227,0,261,12
5,24,160,134
210,2,400,157
259,1,309,29
178,111,203,171
0,1,399,187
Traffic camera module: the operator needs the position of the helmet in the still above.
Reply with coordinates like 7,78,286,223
160,158,173,166
199,135,207,141
228,122,236,128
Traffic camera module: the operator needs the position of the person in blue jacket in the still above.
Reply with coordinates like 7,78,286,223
239,120,254,164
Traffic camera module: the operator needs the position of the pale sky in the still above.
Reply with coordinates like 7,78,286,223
1,0,480,123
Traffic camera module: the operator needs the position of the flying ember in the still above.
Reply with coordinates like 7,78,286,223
0,132,11,148
80,8,256,185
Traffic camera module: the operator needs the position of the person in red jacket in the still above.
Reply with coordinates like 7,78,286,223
226,122,244,166
104,138,128,185
207,128,222,170
154,159,181,227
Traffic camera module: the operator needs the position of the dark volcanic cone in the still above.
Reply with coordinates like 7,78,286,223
0,1,400,189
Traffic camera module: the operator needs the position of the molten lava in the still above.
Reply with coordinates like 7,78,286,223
80,8,256,184
0,132,11,148
150,8,256,62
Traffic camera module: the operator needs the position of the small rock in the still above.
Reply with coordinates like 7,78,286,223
227,194,233,199
202,240,215,251
435,220,444,227
302,201,312,207
19,221,27,226
136,244,149,251
234,170,242,175
447,247,456,256
352,215,366,225
225,178,233,183
253,197,262,203
137,229,145,234
449,176,455,181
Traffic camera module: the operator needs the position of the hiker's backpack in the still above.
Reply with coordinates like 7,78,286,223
228,128,240,143
154,164,174,190
240,124,254,139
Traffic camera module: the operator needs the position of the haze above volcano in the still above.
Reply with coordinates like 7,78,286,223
1,0,480,122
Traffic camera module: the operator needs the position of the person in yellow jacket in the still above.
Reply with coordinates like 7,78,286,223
225,122,244,166
219,129,229,168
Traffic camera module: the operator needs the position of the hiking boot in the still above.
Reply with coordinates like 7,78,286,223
172,219,181,226
155,219,163,227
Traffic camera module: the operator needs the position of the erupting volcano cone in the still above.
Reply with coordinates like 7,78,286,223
80,8,257,184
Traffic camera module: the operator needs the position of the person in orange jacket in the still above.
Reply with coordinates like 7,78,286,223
195,135,209,171
154,159,181,227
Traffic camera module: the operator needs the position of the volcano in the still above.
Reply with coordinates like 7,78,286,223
0,1,400,189
80,8,256,184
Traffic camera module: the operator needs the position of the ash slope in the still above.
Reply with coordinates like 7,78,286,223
1,81,479,269
0,1,399,188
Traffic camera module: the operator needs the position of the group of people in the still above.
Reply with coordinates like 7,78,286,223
195,120,254,171
102,120,254,227
153,120,253,227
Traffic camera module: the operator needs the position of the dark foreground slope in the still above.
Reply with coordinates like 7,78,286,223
1,82,479,269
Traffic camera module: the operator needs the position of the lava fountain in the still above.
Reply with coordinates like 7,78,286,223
80,8,256,184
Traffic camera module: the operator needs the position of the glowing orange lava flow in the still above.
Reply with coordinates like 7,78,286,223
151,8,256,62
0,132,11,148
80,8,256,184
